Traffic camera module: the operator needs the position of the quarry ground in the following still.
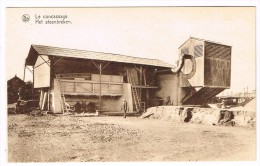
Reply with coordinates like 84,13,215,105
8,114,256,162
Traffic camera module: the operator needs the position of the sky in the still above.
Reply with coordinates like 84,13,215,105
5,7,256,93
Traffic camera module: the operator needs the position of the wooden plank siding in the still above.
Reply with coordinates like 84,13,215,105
60,79,123,96
56,73,124,96
204,41,231,87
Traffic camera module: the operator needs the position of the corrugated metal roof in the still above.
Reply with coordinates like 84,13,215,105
26,45,174,68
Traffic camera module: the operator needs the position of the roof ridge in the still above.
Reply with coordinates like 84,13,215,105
29,44,174,68
178,37,231,48
32,44,168,62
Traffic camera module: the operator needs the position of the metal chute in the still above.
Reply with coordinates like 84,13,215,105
171,54,196,79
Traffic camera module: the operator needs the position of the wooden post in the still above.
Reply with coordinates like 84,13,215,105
41,91,47,110
139,66,142,102
145,89,149,107
143,71,146,86
39,90,43,109
74,82,76,93
98,62,102,113
23,63,26,81
92,82,94,94
91,60,110,113
47,91,50,111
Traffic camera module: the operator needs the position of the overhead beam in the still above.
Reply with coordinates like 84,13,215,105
102,62,110,71
26,66,33,74
53,57,64,66
39,54,50,67
23,63,33,81
23,62,26,81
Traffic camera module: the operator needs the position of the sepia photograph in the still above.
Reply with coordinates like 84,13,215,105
0,1,259,165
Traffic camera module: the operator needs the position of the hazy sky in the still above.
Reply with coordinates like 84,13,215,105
5,7,255,93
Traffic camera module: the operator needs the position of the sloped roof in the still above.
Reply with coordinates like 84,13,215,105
7,75,26,89
26,45,174,68
7,75,25,84
178,37,232,49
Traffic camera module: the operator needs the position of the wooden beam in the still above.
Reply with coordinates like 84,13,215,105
63,92,122,96
41,92,47,110
26,66,33,74
90,60,111,113
47,92,50,111
101,62,110,71
34,59,51,69
139,66,142,101
53,57,64,66
133,64,141,72
143,71,146,86
39,90,43,108
91,60,100,70
23,63,26,81
75,82,94,93
142,66,148,85
99,63,102,112
39,55,50,66
139,66,143,85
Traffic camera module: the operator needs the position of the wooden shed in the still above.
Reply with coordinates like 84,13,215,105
7,75,26,104
25,45,174,114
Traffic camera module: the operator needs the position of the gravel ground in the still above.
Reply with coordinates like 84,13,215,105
8,114,256,162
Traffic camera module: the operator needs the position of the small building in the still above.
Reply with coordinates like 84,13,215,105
24,37,232,114
7,75,26,104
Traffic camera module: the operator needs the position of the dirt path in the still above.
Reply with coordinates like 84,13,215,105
8,114,256,162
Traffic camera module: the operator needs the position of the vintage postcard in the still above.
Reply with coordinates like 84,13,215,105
0,1,259,165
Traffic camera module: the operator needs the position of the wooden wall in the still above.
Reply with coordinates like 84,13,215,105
34,55,50,88
204,42,231,87
59,78,123,96
91,74,123,83
178,38,204,87
50,81,133,113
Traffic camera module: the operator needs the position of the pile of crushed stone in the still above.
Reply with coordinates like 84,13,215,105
140,106,256,128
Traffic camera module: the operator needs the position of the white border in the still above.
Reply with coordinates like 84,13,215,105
0,1,259,166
